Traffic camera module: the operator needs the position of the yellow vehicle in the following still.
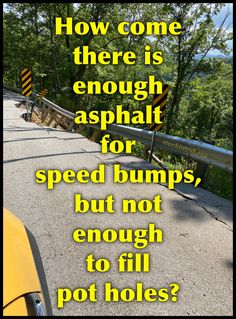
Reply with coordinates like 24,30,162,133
3,208,52,316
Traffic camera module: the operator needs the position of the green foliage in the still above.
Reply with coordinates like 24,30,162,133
203,166,233,200
176,58,233,149
131,142,145,158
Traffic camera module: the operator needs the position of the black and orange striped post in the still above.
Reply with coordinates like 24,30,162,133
20,68,32,121
20,68,32,97
148,83,170,163
150,83,170,132
38,88,48,99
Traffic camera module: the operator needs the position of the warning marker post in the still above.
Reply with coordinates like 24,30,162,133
20,68,32,121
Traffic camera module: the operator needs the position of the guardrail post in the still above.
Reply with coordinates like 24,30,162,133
41,101,46,110
195,161,208,185
26,97,31,122
148,131,156,163
38,98,41,107
53,115,64,128
75,124,86,134
91,128,101,142
47,110,56,126
67,121,75,132
41,106,50,122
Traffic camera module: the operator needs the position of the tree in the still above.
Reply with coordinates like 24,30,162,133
152,3,232,133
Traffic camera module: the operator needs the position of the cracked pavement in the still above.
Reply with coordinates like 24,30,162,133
3,90,233,316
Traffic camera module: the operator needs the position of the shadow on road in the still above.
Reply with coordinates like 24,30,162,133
170,196,232,223
3,150,101,164
171,197,208,222
106,160,233,224
3,136,87,143
223,259,233,269
3,126,63,133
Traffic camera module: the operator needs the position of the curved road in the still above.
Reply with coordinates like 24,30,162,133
3,90,233,316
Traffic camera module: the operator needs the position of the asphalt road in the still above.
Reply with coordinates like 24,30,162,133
3,90,233,316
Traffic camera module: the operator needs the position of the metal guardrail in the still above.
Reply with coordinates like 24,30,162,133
41,97,75,119
100,124,233,172
3,85,233,172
